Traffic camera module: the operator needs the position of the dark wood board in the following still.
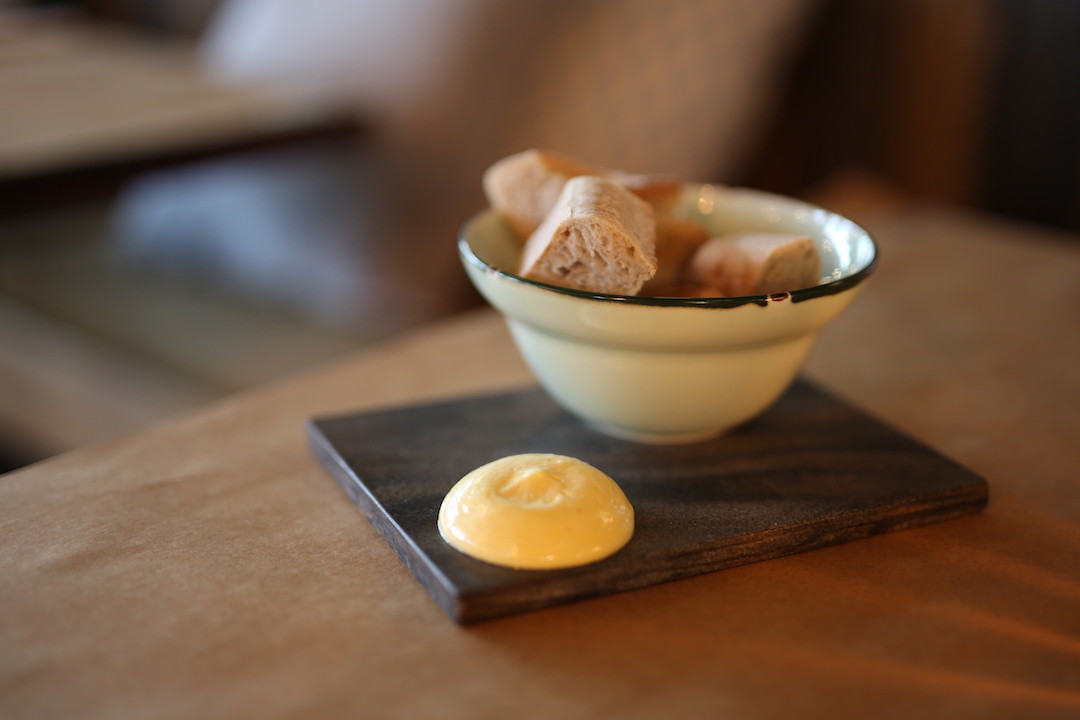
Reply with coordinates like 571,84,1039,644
307,380,988,624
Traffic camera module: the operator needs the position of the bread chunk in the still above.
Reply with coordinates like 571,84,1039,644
610,172,683,215
640,215,709,295
688,233,821,297
483,150,606,238
638,281,712,298
483,149,684,238
520,176,657,295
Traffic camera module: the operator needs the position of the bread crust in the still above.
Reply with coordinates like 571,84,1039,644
640,215,709,295
519,176,657,295
483,149,683,238
688,233,820,297
483,150,606,238
610,172,683,215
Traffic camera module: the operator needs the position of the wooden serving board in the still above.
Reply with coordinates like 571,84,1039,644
307,381,988,624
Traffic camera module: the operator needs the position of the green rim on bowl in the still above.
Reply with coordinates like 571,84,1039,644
458,191,878,309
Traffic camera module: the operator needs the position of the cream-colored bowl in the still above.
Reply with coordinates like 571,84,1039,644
459,184,877,444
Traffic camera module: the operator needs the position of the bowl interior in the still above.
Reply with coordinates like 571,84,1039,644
461,184,877,303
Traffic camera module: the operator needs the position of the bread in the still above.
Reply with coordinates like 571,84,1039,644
519,176,657,295
640,215,709,295
484,150,824,299
637,281,715,298
483,149,607,238
610,172,683,215
688,233,820,297
483,149,684,238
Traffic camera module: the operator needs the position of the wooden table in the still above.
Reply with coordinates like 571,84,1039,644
0,12,360,216
2,185,1079,719
0,11,369,462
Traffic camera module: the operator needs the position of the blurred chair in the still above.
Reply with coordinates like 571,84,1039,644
119,0,818,326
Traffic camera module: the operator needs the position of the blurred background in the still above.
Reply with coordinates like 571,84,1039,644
1,0,1077,470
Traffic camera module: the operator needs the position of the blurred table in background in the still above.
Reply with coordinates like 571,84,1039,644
0,11,360,213
2,171,1078,719
0,11,378,465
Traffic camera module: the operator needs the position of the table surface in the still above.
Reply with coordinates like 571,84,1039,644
0,13,320,179
2,183,1079,719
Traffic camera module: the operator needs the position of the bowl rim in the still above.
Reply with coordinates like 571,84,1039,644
459,187,879,309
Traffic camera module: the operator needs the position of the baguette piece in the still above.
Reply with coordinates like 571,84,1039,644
688,233,821,297
520,175,657,295
611,172,683,216
483,149,684,238
640,215,709,295
483,150,606,238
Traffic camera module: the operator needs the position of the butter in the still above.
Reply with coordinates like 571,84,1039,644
438,453,634,570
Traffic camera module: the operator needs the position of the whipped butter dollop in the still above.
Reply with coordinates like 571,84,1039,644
438,453,634,570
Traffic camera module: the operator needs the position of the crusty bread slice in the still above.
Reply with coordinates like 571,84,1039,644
688,233,821,297
483,149,606,238
483,149,684,238
640,215,709,295
610,172,683,215
519,175,657,295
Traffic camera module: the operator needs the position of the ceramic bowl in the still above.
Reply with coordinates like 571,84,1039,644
459,184,877,444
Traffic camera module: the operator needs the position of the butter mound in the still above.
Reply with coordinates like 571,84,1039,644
438,453,634,570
